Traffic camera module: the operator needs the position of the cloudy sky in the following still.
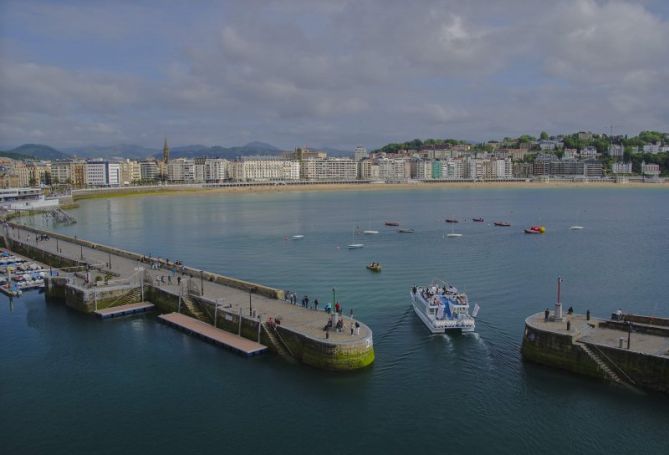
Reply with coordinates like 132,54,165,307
1,0,668,150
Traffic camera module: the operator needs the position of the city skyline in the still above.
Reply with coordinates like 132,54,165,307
1,0,668,150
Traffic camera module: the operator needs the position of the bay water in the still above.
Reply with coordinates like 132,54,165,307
2,187,668,454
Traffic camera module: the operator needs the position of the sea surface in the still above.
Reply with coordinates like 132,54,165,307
2,187,669,454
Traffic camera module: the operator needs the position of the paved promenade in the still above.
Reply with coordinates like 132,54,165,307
5,224,370,344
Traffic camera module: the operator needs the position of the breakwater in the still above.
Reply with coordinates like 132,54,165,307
3,222,374,371
522,311,669,394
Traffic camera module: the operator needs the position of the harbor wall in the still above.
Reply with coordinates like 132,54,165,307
589,343,669,394
45,276,140,312
275,325,375,371
8,223,284,300
521,323,603,380
522,321,669,394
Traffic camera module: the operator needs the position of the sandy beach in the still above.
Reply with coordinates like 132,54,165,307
70,179,668,201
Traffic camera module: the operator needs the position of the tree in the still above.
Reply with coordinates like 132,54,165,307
539,131,549,140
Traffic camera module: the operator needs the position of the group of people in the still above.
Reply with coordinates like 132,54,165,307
35,234,49,243
323,313,361,337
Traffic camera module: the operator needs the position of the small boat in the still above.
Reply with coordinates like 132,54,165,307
384,221,400,227
291,235,304,240
472,218,484,223
398,228,415,233
363,230,379,235
367,263,382,272
524,225,545,234
347,243,365,249
569,226,584,230
445,219,459,223
494,221,511,227
446,233,463,238
410,281,476,333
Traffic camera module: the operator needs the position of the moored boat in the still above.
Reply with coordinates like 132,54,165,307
367,262,382,272
445,219,459,223
494,221,511,227
291,235,304,240
472,218,484,223
347,243,364,249
385,221,400,227
363,230,379,235
569,225,584,230
524,225,545,234
410,281,476,333
398,228,415,233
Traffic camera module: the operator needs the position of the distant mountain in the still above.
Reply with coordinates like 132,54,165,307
0,151,36,161
164,141,284,159
63,144,158,160
5,144,70,160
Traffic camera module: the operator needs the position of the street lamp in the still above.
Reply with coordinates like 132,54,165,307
249,287,256,316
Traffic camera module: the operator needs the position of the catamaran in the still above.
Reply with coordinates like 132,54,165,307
410,280,477,333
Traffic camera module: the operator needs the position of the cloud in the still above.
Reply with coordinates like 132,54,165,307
0,0,667,149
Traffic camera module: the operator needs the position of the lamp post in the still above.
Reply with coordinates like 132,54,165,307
80,244,83,260
249,287,255,316
200,270,204,295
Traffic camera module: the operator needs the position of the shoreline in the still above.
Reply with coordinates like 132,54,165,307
71,180,668,201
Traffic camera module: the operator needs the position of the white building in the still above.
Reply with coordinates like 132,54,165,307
204,159,228,182
579,146,598,160
376,158,407,181
608,144,624,158
492,158,513,179
354,146,368,162
300,158,357,181
642,143,661,154
641,161,660,176
85,161,121,186
229,157,299,181
611,162,632,174
441,159,465,179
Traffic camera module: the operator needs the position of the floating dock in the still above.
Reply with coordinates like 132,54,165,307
94,302,155,319
159,312,268,357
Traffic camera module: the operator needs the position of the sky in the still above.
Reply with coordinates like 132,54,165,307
0,0,668,150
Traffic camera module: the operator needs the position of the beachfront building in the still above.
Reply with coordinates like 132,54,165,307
229,157,299,182
641,161,660,177
611,162,632,174
167,158,205,183
84,161,121,186
300,158,357,181
120,159,141,185
376,158,407,181
139,161,160,182
204,159,228,182
410,159,433,179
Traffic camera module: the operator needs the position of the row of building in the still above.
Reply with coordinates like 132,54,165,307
1,141,663,188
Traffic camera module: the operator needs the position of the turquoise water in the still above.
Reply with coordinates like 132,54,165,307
2,187,669,454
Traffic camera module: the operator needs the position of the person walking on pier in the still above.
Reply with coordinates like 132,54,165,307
314,299,319,311
335,301,341,314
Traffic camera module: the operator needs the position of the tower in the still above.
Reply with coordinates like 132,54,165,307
163,138,170,164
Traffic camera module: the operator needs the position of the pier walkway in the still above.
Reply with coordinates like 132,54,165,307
4,223,372,346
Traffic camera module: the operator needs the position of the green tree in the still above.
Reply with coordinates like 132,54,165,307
539,131,549,140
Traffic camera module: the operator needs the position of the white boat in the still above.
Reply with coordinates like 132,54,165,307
291,235,305,239
410,281,476,333
363,230,379,235
446,233,463,238
347,243,365,249
569,226,584,230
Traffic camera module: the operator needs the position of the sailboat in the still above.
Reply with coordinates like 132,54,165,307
348,228,364,249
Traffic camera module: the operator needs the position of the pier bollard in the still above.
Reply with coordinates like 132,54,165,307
586,310,590,321
566,320,571,331
619,337,624,348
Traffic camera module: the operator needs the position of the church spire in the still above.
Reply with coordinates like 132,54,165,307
162,138,170,164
